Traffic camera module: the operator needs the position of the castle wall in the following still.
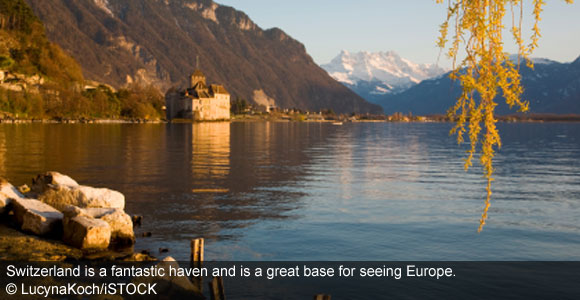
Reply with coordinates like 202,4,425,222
197,94,230,120
165,91,181,120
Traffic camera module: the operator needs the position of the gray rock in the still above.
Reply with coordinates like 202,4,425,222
63,206,134,245
0,179,24,214
32,171,79,193
72,186,125,209
63,215,111,250
40,185,125,211
130,256,202,299
11,198,63,235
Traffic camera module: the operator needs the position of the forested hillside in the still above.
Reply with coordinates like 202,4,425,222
0,0,163,120
23,0,381,114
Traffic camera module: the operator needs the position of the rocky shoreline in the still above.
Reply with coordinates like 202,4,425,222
3,114,579,124
0,172,152,262
1,172,205,298
0,118,163,124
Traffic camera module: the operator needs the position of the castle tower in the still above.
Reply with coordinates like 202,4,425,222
190,69,206,87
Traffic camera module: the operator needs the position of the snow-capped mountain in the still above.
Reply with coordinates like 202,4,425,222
378,55,580,115
321,50,447,103
508,54,558,65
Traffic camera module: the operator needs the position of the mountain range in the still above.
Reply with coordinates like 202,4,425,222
23,0,381,114
377,56,580,115
321,50,446,103
320,50,580,116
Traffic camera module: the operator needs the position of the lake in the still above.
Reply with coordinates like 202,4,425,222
1,122,579,261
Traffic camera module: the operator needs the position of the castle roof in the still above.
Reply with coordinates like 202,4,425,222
192,81,207,91
210,84,229,95
192,69,205,77
185,87,212,99
195,90,212,98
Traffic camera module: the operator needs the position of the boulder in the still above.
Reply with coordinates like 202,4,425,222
11,198,63,235
0,179,24,214
63,206,134,245
63,215,110,250
32,171,79,193
129,256,202,299
98,209,134,245
73,186,125,209
40,185,125,211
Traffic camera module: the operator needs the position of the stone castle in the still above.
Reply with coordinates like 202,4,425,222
165,69,230,121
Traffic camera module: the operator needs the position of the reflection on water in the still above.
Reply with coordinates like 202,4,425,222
192,122,230,186
1,122,579,261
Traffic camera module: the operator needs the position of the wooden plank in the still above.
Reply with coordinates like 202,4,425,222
190,238,204,292
190,238,204,267
209,276,225,300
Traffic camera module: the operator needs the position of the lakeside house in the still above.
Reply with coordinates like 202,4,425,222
165,69,230,121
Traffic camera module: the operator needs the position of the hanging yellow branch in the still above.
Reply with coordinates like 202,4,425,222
435,0,573,232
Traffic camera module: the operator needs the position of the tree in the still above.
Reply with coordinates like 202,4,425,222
0,55,14,69
118,84,164,120
231,98,249,115
436,0,574,232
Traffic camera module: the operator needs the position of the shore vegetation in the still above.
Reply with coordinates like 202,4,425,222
0,0,164,121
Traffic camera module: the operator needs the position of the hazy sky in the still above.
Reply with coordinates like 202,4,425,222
216,0,580,68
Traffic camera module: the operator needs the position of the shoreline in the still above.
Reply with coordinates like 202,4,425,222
0,221,145,261
0,173,154,262
2,118,580,124
0,119,164,124
2,112,580,124
0,221,82,261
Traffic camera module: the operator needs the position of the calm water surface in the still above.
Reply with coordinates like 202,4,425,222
1,122,579,261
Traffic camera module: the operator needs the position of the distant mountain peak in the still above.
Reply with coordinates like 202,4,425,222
378,55,580,115
507,54,559,65
321,50,447,103
322,50,446,88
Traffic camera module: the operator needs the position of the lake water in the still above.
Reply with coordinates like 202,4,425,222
1,122,579,261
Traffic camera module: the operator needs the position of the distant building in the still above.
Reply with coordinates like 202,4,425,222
165,69,230,121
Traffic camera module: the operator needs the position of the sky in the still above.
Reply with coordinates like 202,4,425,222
216,0,580,69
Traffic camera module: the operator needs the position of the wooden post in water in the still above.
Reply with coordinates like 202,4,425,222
190,238,204,267
209,276,225,300
313,295,331,300
190,238,204,292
